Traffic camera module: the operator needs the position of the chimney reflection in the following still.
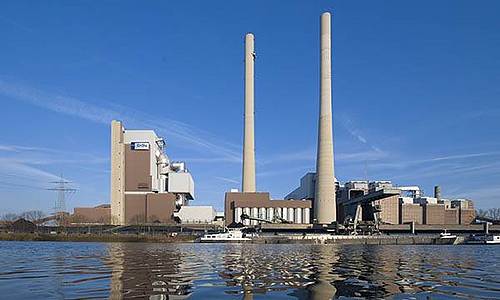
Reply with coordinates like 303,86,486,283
307,245,338,300
106,243,193,299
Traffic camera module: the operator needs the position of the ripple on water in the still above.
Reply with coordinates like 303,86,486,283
0,242,499,299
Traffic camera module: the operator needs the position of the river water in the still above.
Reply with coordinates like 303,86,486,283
0,241,498,299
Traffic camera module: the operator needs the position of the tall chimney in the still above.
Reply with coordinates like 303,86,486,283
242,33,256,192
314,12,336,224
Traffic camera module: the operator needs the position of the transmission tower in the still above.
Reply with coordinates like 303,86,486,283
47,175,77,216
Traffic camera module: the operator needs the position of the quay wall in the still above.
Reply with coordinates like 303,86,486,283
252,235,442,245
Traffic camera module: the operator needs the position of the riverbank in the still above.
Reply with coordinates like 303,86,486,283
0,232,197,243
1,232,467,245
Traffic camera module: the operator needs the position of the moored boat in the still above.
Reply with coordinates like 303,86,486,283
466,234,500,245
439,229,457,240
435,229,458,245
200,227,254,243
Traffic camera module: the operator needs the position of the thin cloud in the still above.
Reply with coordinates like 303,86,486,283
261,147,387,166
430,152,500,162
0,79,241,162
0,144,54,153
178,157,241,163
214,176,239,184
337,149,388,162
0,143,108,166
338,114,369,145
445,186,500,209
372,151,500,169
0,160,61,183
0,144,108,197
257,165,311,178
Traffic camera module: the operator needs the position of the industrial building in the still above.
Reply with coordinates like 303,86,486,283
73,204,111,224
225,192,312,225
71,121,228,226
288,174,476,226
110,120,194,225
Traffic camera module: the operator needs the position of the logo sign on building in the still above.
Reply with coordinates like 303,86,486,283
131,142,150,150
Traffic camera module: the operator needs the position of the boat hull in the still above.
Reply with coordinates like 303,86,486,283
199,238,252,243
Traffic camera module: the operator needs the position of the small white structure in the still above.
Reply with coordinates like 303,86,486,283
174,206,216,224
414,197,438,205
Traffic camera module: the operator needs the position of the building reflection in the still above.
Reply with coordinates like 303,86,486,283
217,244,341,300
102,243,481,299
106,243,193,299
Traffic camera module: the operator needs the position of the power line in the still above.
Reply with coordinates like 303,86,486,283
46,175,77,215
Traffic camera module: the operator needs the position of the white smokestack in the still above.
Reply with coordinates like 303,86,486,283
314,12,336,224
242,33,256,192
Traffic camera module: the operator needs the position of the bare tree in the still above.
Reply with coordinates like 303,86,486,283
1,213,19,222
20,210,46,222
130,214,146,225
491,208,500,219
476,208,500,220
476,209,487,218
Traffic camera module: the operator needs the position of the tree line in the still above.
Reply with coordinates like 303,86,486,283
475,208,500,220
0,210,46,222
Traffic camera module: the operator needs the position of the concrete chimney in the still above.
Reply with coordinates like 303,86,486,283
434,186,441,201
314,12,336,224
242,33,256,192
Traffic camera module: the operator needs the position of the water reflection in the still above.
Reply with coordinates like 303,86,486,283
102,243,500,299
107,243,195,299
0,242,499,299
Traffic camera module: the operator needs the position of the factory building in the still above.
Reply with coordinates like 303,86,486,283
285,173,316,200
225,192,312,225
285,174,476,226
73,204,111,224
110,120,194,225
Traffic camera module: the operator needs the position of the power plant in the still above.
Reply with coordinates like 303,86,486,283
63,11,480,232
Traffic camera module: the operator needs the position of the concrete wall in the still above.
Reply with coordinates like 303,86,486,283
459,208,475,225
444,208,459,225
175,206,216,224
73,207,111,224
374,195,399,224
400,203,423,224
123,130,164,192
124,194,147,224
167,172,194,199
124,146,152,191
424,204,445,225
124,193,176,224
285,172,316,200
146,193,176,224
110,120,125,225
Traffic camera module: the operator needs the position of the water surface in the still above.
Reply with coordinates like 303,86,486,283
0,241,498,299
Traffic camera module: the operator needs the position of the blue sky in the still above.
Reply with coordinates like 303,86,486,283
0,0,499,214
